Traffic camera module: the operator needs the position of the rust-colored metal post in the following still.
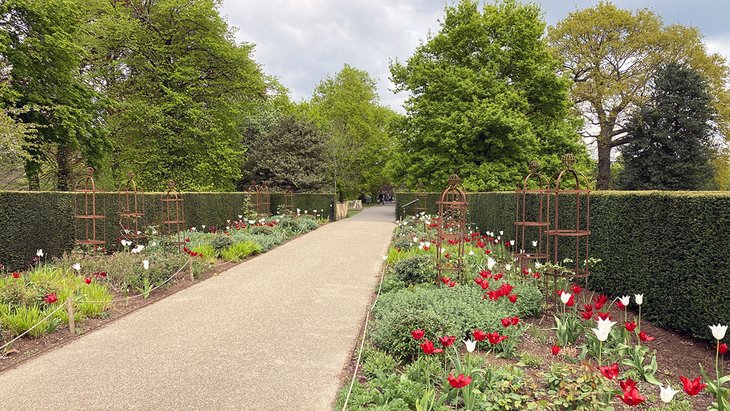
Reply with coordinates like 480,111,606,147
161,180,185,251
436,174,468,283
74,167,106,253
514,161,549,272
118,172,145,244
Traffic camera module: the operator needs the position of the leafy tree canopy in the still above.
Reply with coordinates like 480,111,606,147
390,0,589,191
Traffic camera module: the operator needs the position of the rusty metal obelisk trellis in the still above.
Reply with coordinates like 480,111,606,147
436,174,468,283
248,184,271,217
74,167,106,252
283,189,295,214
161,180,185,251
414,184,428,216
118,172,145,243
514,161,549,270
545,154,592,300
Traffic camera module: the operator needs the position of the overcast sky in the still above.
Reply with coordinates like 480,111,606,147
220,0,730,112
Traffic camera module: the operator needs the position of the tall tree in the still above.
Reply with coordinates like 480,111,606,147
617,63,717,190
307,65,397,197
243,115,327,191
548,2,730,189
85,0,266,191
390,0,589,191
1,0,109,190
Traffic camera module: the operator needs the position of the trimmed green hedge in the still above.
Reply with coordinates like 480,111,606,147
0,191,332,270
396,191,730,340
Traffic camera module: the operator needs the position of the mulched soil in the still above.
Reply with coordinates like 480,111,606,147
0,260,237,373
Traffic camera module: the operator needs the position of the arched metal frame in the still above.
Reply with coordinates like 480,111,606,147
414,186,428,216
283,189,295,214
436,174,468,283
248,184,260,216
118,172,145,243
161,180,185,250
257,184,271,216
74,167,106,252
514,161,549,270
545,154,591,300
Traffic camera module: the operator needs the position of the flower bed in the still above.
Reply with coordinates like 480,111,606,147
338,215,729,410
0,213,323,363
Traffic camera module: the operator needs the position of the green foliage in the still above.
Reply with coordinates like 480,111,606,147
617,343,661,386
248,225,274,236
307,64,398,197
243,115,327,191
0,304,60,337
548,2,730,189
390,0,588,191
362,349,399,379
371,283,541,361
618,63,717,190
391,256,436,286
647,400,693,411
219,241,261,263
516,352,543,369
396,190,730,340
210,236,234,254
545,362,615,410
0,191,332,270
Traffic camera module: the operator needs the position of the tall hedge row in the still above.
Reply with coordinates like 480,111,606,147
0,191,332,270
396,191,730,340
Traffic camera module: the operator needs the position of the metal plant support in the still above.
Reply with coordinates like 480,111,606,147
283,189,295,214
161,180,185,250
545,154,591,300
74,167,106,252
248,184,260,216
414,185,428,216
514,161,549,270
257,184,271,216
118,172,145,243
436,174,468,283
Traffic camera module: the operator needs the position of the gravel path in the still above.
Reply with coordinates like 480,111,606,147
0,205,395,410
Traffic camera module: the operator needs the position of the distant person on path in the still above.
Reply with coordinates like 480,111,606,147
377,191,384,205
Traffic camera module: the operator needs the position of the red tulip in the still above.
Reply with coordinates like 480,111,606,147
625,321,637,332
616,300,626,309
420,339,444,355
571,284,583,294
411,329,425,340
487,290,500,301
473,329,486,341
596,312,611,320
551,344,561,355
84,277,92,284
474,277,483,286
566,294,575,307
498,283,513,296
479,281,490,290
720,343,728,355
616,384,645,406
533,272,541,279
680,376,707,396
493,273,504,281
439,335,456,348
447,373,472,389
510,316,520,326
440,277,450,284
581,310,594,320
479,270,491,279
448,281,456,288
484,249,491,255
486,331,508,345
598,363,620,380
12,272,20,279
620,378,637,391
638,331,656,342
508,294,518,303
594,294,608,310
501,317,512,328
44,293,58,304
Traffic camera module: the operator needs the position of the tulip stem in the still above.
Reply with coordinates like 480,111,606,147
717,340,721,391
637,305,642,335
598,340,603,366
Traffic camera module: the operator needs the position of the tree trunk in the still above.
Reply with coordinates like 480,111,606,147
24,160,41,191
56,144,72,191
596,133,612,190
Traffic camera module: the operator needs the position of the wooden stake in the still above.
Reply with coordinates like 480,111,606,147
66,298,75,334
189,256,194,281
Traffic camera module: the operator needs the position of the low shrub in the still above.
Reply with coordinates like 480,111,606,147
0,304,60,337
391,256,435,286
362,349,398,379
210,236,234,253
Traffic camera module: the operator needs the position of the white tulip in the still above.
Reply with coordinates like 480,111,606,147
709,324,728,341
535,262,542,269
143,260,149,270
560,292,572,305
150,241,157,247
531,240,538,247
487,257,496,271
440,247,445,253
505,263,512,271
425,241,431,248
238,215,243,219
191,227,197,232
72,263,81,271
499,230,504,236
464,339,476,353
382,256,387,261
659,385,679,403
619,296,630,306
248,220,255,224
412,236,419,243
592,318,616,342
634,294,643,306
36,249,44,257
469,250,474,256
201,225,206,229
131,245,145,254
509,240,515,246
